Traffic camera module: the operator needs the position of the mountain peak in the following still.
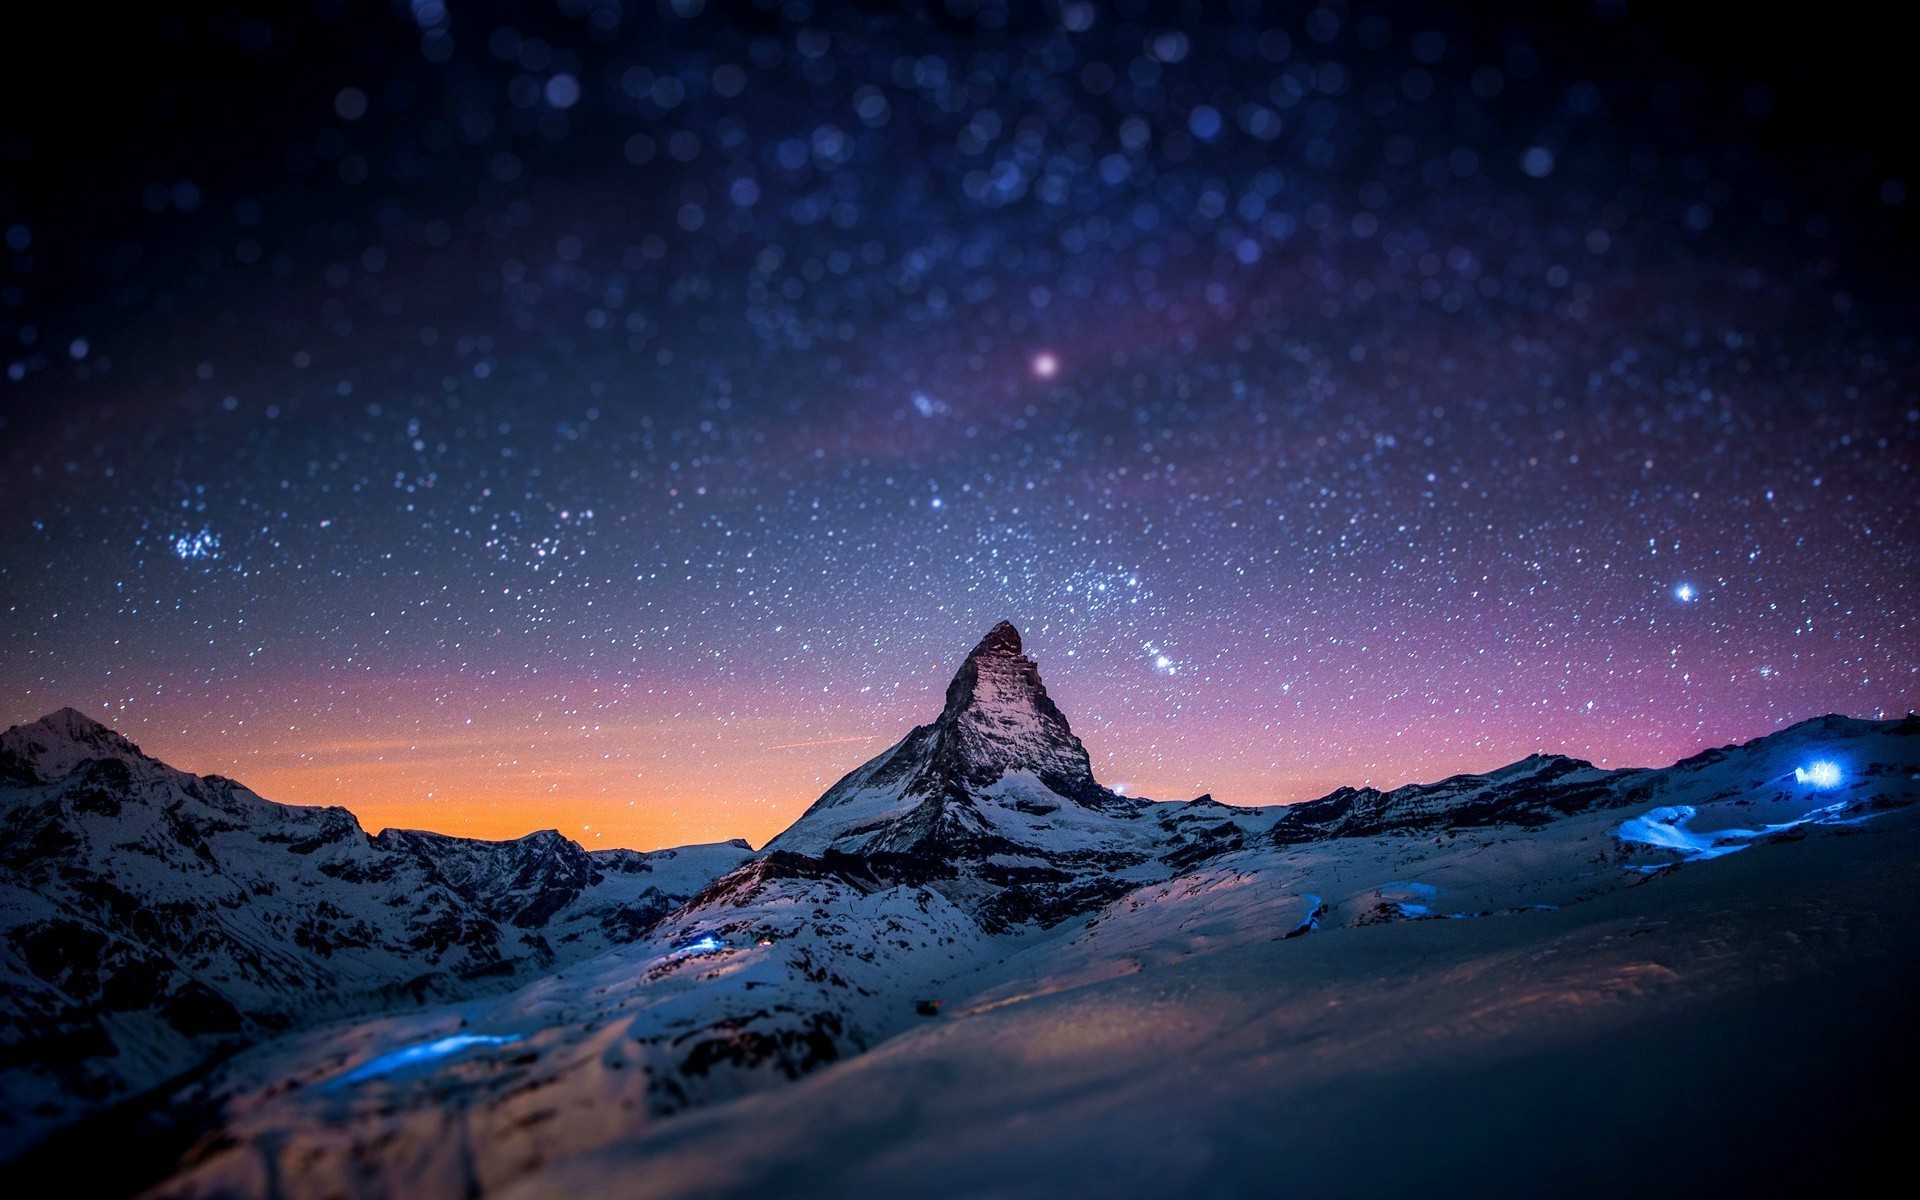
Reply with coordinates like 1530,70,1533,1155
967,620,1023,659
935,622,1076,756
39,707,116,739
771,623,1130,856
1,708,151,780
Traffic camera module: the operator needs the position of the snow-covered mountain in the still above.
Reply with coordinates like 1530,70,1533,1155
0,711,749,1157
2,624,1917,1199
769,620,1275,926
770,620,1147,855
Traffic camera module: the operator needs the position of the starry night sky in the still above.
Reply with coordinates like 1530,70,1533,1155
2,0,1915,850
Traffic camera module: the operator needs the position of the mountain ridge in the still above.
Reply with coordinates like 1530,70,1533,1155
0,720,754,1157
9,693,1895,860
2,624,1915,1178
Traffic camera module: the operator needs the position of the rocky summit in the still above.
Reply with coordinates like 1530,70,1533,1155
769,620,1148,859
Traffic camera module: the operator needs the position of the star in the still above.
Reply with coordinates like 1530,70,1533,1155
171,530,221,562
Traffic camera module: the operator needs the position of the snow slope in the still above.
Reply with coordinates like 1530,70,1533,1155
141,853,1002,1200
512,800,1920,1200
2,624,1916,1198
134,706,1920,1200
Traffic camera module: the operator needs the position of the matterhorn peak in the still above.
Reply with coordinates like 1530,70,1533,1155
938,622,1048,717
770,622,1132,856
932,622,1085,777
968,620,1024,658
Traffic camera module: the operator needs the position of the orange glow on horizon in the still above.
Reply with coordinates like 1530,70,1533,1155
154,710,906,851
7,655,1813,854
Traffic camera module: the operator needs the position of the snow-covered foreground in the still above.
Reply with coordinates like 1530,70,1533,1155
144,708,1919,1199
516,807,1920,1200
4,625,1917,1198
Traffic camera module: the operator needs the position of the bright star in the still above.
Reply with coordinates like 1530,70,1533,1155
1673,583,1695,602
1032,351,1059,379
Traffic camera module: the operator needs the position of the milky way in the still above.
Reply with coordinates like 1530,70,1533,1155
2,1,1915,849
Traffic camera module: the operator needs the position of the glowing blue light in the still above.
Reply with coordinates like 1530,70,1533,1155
327,1033,522,1088
1615,793,1869,871
1673,583,1695,602
673,934,723,957
1795,760,1842,788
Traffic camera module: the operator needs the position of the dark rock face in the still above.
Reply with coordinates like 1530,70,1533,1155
923,621,1118,809
686,850,958,913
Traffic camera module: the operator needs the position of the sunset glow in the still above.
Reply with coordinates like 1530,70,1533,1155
19,645,1897,851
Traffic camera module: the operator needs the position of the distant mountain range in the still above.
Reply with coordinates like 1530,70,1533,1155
0,707,749,1155
2,623,1915,1198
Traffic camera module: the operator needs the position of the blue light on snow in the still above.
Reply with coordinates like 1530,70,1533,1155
1379,881,1442,919
1616,806,1750,864
326,1033,522,1089
1795,760,1842,788
1283,894,1324,938
1615,798,1866,871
